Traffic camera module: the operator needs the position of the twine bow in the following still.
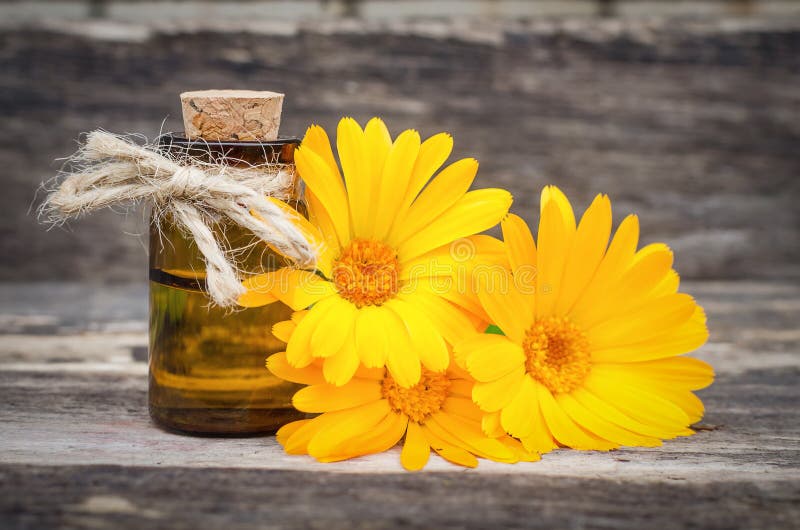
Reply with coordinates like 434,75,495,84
41,131,317,307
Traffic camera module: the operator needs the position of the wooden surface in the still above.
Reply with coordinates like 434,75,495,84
2,17,799,283
0,280,798,529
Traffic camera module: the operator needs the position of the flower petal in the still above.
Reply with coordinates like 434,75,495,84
536,381,618,450
555,194,612,315
310,296,356,359
472,366,525,412
373,129,421,240
295,144,351,245
307,400,392,458
464,335,526,382
398,189,512,262
266,352,326,385
293,380,382,413
401,421,431,471
240,268,336,311
354,305,390,368
387,298,449,373
322,334,361,386
389,157,478,246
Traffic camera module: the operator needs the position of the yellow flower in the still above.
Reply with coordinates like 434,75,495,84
454,186,713,453
267,315,536,471
239,117,511,388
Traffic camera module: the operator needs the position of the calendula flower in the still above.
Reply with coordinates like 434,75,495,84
267,315,536,471
454,186,713,453
239,117,511,388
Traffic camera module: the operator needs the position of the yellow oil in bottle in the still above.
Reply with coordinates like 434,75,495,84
148,135,304,435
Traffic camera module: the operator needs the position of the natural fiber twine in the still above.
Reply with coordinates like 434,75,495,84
41,131,317,307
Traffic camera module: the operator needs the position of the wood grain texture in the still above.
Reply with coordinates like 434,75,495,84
0,280,798,528
2,17,799,282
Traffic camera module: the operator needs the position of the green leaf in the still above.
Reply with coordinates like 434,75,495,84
485,324,505,335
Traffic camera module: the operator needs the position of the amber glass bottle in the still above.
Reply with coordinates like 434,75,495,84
148,134,304,435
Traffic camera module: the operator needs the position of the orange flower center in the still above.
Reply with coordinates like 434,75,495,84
522,316,591,394
382,369,450,423
332,239,400,308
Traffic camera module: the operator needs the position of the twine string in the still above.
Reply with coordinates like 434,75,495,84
41,130,316,307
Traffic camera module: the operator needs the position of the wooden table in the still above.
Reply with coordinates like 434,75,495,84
1,281,798,529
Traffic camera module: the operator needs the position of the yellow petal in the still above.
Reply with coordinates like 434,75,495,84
266,351,326,385
592,306,708,362
295,145,351,245
428,413,515,463
283,411,346,454
500,376,538,438
240,268,336,311
301,124,342,181
389,158,478,246
236,288,277,308
518,391,558,455
310,296,356,359
276,419,309,448
286,296,338,367
401,421,431,471
557,392,661,447
571,387,683,440
540,185,576,233
421,424,478,468
387,345,421,389
476,270,533,343
651,269,681,298
257,196,332,275
399,132,454,214
400,233,506,280
599,356,714,391
481,410,506,438
383,307,421,387
372,129,421,240
464,335,526,382
535,196,570,319
318,411,407,463
583,370,692,434
306,188,342,262
354,305,389,368
387,299,449,373
336,118,372,238
500,436,541,462
569,214,639,326
307,400,392,458
442,396,483,423
322,334,360,386
587,293,698,349
398,188,512,262
271,320,295,343
536,381,618,450
555,194,612,315
472,366,525,412
580,243,674,328
293,380,382,412
361,117,392,235
448,378,474,398
502,213,536,272
400,292,480,346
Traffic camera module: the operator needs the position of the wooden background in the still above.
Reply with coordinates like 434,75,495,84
1,16,799,281
1,13,799,530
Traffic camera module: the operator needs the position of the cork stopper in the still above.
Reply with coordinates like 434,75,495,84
180,90,284,141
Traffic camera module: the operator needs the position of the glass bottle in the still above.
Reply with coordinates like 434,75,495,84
148,134,304,435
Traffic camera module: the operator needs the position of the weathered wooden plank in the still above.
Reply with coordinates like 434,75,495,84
2,18,799,282
0,280,798,528
1,464,798,530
